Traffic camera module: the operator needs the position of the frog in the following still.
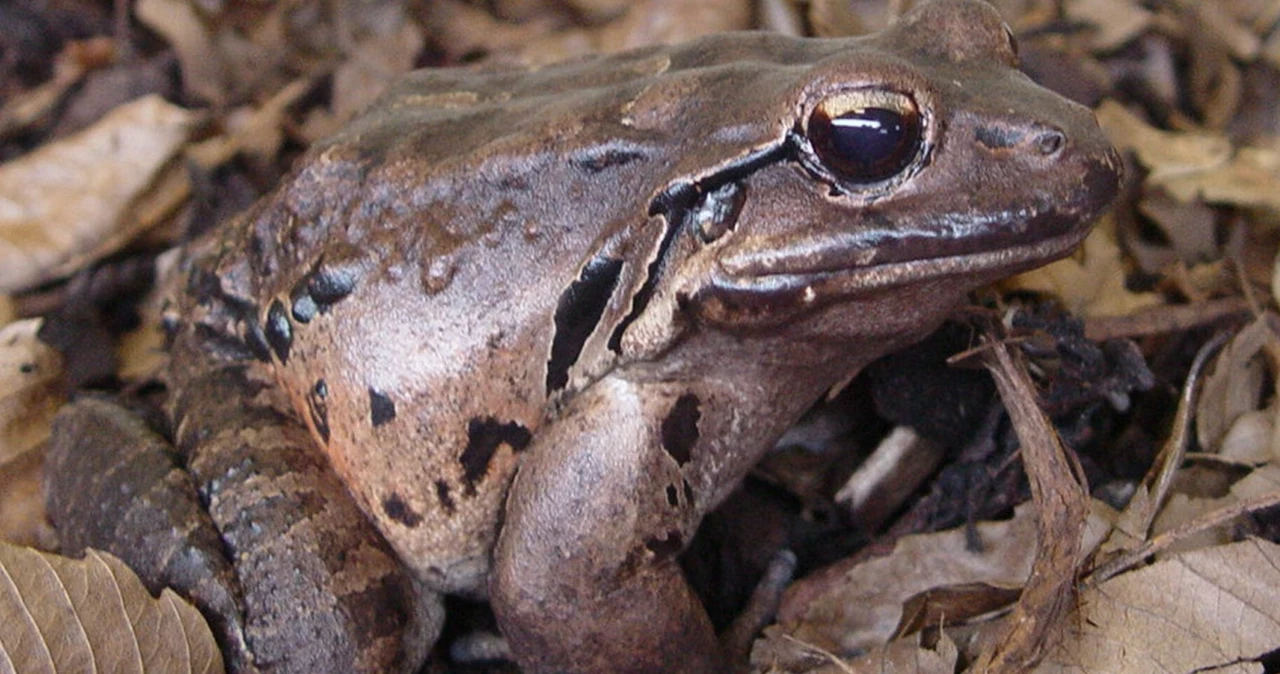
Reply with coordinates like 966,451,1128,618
45,0,1122,672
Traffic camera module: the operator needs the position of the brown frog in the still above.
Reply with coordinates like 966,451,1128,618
46,0,1122,672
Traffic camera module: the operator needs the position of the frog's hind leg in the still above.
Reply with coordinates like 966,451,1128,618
47,358,443,673
48,395,258,673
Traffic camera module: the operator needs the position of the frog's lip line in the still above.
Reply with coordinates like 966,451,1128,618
710,225,1090,296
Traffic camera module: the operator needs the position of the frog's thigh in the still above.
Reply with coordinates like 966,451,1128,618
491,376,726,674
168,362,442,674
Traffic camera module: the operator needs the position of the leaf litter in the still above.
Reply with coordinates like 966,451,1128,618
2,0,1280,673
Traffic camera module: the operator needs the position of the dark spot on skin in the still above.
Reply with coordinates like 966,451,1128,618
307,257,360,306
974,125,1026,150
308,379,330,443
666,484,678,506
436,480,456,514
546,255,624,394
264,299,292,363
241,313,273,363
291,283,317,323
570,142,648,173
459,417,532,494
644,529,684,562
368,388,396,427
19,363,33,374
382,492,422,527
660,393,701,465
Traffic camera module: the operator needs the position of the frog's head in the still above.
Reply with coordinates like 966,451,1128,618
633,0,1121,353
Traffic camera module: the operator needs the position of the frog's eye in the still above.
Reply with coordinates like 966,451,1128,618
806,90,922,186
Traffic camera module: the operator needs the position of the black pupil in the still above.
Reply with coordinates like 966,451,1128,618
809,105,921,185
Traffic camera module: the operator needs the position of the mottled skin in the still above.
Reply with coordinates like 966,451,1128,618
47,1,1121,672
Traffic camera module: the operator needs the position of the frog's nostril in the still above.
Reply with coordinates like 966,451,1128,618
1035,129,1066,156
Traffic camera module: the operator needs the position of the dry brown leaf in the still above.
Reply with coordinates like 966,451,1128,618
330,21,424,123
1097,100,1232,176
1217,405,1274,465
1129,189,1218,271
1037,538,1280,673
1195,317,1275,451
427,0,752,65
1064,0,1152,52
0,319,63,468
0,448,48,550
775,500,1110,663
134,0,228,106
1149,464,1280,558
0,95,198,293
1097,101,1280,211
0,52,88,140
0,319,63,548
753,628,959,674
777,504,1042,657
1161,144,1280,210
1003,217,1160,318
0,542,223,674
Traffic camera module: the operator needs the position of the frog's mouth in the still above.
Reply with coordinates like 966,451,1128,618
701,204,1097,320
717,205,1080,279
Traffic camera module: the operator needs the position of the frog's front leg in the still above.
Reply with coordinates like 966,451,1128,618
492,376,729,674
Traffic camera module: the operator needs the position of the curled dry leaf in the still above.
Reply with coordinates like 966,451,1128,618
1097,101,1280,211
773,504,1043,661
1037,538,1280,673
773,503,1109,662
0,542,223,674
0,95,197,293
764,502,1112,673
0,318,63,547
1195,316,1274,452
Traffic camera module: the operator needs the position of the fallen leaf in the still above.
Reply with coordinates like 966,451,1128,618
1097,101,1280,211
0,447,48,549
777,504,1042,657
752,626,959,674
134,0,228,105
1151,464,1280,557
0,542,223,674
0,319,63,468
1037,538,1280,673
1196,317,1274,451
1065,0,1152,52
0,318,62,548
1004,217,1161,317
0,95,197,293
